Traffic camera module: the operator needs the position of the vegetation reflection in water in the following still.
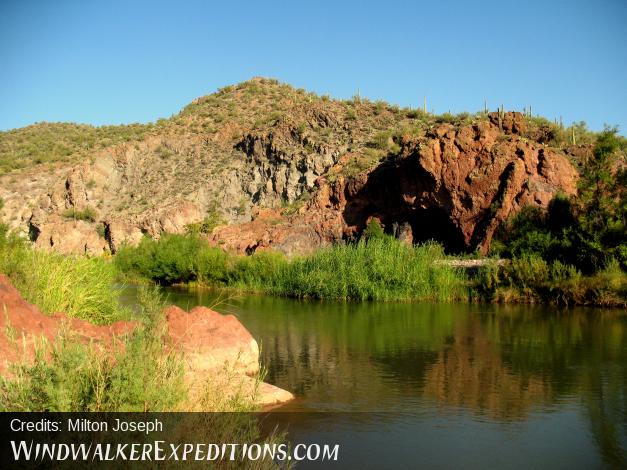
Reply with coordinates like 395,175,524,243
121,287,627,466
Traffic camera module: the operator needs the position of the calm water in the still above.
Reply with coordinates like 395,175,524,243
124,288,627,468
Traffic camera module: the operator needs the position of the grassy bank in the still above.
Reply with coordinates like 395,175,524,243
0,226,125,324
0,226,265,412
115,234,468,302
113,228,627,307
474,256,627,307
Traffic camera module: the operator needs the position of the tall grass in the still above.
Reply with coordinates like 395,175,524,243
270,238,466,301
0,288,186,411
115,234,467,302
0,230,125,324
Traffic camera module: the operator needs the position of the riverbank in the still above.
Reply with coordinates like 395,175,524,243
0,229,293,413
113,232,627,308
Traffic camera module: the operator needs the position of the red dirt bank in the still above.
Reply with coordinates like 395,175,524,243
0,274,293,408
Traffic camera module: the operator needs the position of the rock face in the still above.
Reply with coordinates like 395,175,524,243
338,113,579,253
0,275,293,408
212,113,579,254
209,207,343,256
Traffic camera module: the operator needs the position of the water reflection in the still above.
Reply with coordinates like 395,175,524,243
125,288,627,466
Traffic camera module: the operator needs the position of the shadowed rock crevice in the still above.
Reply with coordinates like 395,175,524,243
408,208,467,253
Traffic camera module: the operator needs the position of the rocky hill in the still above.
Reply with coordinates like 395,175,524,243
0,78,587,255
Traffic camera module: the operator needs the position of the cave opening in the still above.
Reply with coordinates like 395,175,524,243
406,207,467,254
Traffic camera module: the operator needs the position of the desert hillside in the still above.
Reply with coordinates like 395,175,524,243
0,78,595,255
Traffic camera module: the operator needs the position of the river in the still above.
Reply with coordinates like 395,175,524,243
123,287,627,468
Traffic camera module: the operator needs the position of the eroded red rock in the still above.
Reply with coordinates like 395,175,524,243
0,275,293,408
211,114,579,255
0,274,135,373
164,304,260,376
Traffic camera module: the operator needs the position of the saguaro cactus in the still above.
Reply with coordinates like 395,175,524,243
498,105,504,130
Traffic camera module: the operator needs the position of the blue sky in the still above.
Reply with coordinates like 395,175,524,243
1,0,626,132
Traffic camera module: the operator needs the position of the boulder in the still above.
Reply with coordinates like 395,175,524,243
164,305,260,376
163,304,295,407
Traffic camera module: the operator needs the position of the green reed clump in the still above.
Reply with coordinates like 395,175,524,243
0,226,125,324
226,250,287,290
270,237,466,301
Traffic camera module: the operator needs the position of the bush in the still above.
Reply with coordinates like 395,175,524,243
195,246,230,284
474,255,625,307
506,255,550,288
62,207,97,223
115,234,205,284
370,131,393,151
362,219,385,241
493,194,605,273
185,209,224,235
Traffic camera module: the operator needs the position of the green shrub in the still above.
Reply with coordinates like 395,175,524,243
62,207,97,223
96,223,106,238
115,234,205,284
506,255,550,288
362,218,386,241
474,255,625,307
550,261,581,283
195,246,230,284
370,131,393,150
186,212,225,236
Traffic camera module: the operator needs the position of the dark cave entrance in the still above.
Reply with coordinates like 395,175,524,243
406,207,467,254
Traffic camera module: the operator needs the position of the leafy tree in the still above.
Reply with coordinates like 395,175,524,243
577,127,627,267
494,127,627,271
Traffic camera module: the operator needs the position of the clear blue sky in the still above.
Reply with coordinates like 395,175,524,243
1,0,626,132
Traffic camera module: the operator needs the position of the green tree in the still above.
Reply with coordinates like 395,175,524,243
578,126,627,267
